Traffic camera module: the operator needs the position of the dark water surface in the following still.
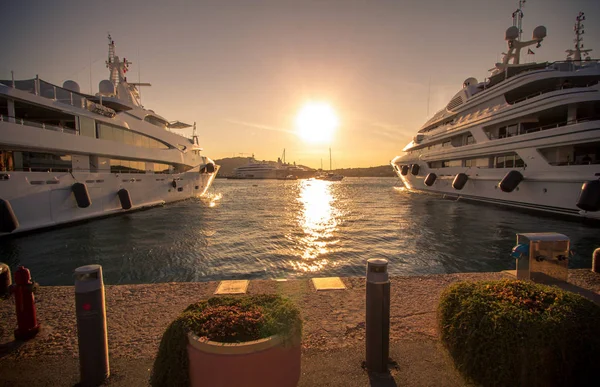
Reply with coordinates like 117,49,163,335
1,178,598,285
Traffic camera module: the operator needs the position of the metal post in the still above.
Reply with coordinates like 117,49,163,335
593,248,600,273
75,265,109,386
0,263,11,298
365,258,390,373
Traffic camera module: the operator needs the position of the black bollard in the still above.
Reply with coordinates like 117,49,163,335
365,258,390,373
75,265,109,386
0,263,10,298
593,248,600,273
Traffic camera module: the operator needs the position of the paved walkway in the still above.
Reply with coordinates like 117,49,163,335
1,270,599,386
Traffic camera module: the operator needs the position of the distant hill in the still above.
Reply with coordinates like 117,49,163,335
214,157,395,178
331,165,395,177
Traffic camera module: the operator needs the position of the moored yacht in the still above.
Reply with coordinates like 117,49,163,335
391,5,600,220
231,149,308,179
0,35,219,236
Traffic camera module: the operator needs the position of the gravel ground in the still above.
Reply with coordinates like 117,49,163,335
2,270,599,362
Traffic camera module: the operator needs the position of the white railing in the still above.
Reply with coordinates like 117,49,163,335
0,115,78,135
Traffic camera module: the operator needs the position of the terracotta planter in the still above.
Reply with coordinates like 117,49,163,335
187,332,301,387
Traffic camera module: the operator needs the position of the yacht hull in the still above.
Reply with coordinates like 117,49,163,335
0,168,218,236
394,167,600,220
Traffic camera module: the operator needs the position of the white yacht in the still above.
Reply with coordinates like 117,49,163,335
392,5,600,220
231,150,307,179
0,35,219,236
232,159,281,179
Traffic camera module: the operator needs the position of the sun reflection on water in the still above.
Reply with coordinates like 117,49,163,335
291,180,342,272
201,192,223,208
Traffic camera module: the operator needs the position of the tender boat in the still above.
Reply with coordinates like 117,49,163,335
391,4,600,220
0,35,219,236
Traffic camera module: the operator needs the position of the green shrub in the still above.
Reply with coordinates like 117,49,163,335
150,294,302,387
438,279,600,387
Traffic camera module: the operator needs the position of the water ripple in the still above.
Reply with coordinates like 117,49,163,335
1,178,598,285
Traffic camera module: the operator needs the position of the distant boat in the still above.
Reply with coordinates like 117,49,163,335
230,150,307,179
316,172,343,181
316,147,344,181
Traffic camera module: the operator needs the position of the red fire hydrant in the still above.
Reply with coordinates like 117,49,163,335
11,266,40,340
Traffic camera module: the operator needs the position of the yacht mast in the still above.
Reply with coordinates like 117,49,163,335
513,0,525,41
566,12,592,62
329,147,332,171
492,1,546,74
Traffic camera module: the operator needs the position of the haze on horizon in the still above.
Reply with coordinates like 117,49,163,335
2,0,598,169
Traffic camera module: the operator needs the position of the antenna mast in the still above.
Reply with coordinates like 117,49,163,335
106,34,131,88
493,1,546,72
566,12,592,62
513,0,525,41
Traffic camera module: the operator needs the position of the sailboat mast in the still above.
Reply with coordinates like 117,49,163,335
329,147,332,171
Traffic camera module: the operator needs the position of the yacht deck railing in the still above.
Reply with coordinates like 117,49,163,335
0,115,78,135
1,76,88,109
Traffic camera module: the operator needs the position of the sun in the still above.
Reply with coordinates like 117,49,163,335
295,102,339,143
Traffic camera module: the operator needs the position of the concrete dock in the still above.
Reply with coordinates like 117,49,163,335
1,270,599,386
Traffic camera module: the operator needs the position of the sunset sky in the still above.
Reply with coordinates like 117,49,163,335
2,0,599,168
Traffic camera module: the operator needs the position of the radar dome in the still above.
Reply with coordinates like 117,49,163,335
532,26,547,41
505,26,519,41
98,80,115,96
62,80,80,93
463,77,478,88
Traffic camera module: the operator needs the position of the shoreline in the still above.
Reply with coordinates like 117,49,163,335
1,270,599,386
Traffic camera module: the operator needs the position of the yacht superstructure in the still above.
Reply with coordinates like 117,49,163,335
391,5,600,220
0,35,219,235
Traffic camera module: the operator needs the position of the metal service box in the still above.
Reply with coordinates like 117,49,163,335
514,233,570,284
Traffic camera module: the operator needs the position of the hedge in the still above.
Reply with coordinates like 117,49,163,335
438,279,600,387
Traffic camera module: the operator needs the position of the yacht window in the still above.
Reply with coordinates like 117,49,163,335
475,158,490,168
79,116,95,138
110,159,145,173
0,151,14,171
174,164,193,173
17,151,72,172
144,115,168,129
507,124,519,137
495,156,505,168
0,97,9,117
13,100,76,131
154,163,170,174
505,155,515,168
124,130,134,146
515,155,525,167
539,141,600,165
97,123,114,141
114,127,124,143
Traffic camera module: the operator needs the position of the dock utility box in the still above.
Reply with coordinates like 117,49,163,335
513,233,570,284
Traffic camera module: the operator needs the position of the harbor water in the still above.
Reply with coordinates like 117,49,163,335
1,177,598,286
